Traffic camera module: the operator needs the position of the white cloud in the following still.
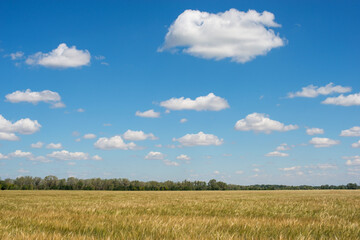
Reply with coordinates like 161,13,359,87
47,150,89,161
214,170,220,175
176,154,191,161
9,51,24,60
83,133,96,139
288,83,351,98
180,118,188,123
322,93,360,106
46,143,63,149
306,128,324,135
275,143,291,151
173,131,223,146
351,140,360,148
265,151,289,157
135,109,160,118
235,170,243,174
26,43,91,68
94,135,136,150
340,126,360,137
234,113,298,133
0,115,41,141
0,132,19,141
279,166,301,171
160,93,229,111
77,108,85,113
159,9,284,63
309,137,340,148
0,153,8,159
28,156,52,163
122,130,157,141
92,155,103,161
31,141,44,148
145,151,166,160
163,159,179,166
9,150,33,158
344,156,360,166
5,89,65,108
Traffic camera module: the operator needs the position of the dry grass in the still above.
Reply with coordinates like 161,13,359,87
0,190,359,239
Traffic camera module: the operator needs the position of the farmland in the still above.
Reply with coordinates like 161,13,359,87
1,190,359,239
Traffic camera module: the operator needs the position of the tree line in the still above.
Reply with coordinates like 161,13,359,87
0,176,359,191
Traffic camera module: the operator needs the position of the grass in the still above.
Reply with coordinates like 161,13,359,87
0,190,359,239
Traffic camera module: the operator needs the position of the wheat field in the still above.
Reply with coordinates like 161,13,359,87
0,190,359,239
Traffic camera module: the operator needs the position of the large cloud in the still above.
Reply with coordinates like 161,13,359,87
309,137,340,148
340,126,360,137
123,130,157,141
173,131,223,146
5,89,65,108
26,43,90,68
322,93,360,106
288,83,351,98
159,9,284,63
234,113,298,133
160,93,229,111
94,135,136,150
135,109,160,118
0,115,41,140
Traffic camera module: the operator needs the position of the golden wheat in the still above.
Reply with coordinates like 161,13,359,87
0,190,359,239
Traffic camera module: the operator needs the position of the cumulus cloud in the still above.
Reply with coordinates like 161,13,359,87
0,115,41,140
122,130,157,141
176,154,191,161
265,151,289,157
145,151,166,160
0,153,8,159
94,135,136,150
47,150,89,161
234,113,298,133
340,126,360,137
159,9,284,63
26,43,90,68
352,140,360,148
163,159,179,166
344,156,360,166
173,131,223,146
83,133,97,139
160,93,229,111
135,109,160,118
309,137,340,148
288,83,351,98
322,93,360,106
306,128,324,135
46,143,63,149
31,141,44,148
0,132,19,141
9,150,33,158
5,89,65,108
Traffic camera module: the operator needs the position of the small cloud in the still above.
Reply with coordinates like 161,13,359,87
83,133,96,139
180,118,188,123
173,132,223,146
288,83,351,98
46,143,63,149
309,137,340,148
77,108,85,113
340,126,360,137
265,151,289,157
306,128,324,135
163,159,179,166
31,141,44,149
135,109,160,118
145,151,165,160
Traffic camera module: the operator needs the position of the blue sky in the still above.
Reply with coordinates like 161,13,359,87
1,0,360,185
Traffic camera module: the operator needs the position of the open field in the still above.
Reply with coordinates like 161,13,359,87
1,190,360,239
